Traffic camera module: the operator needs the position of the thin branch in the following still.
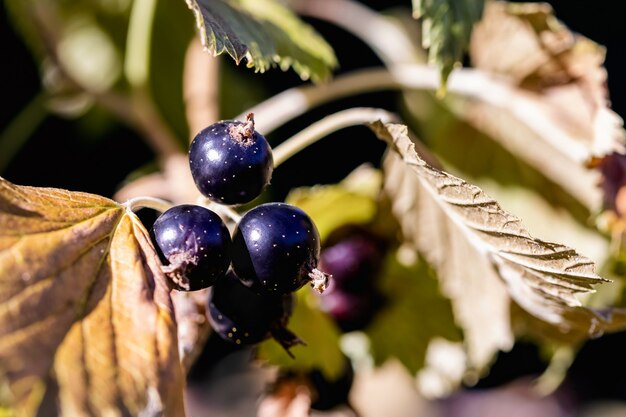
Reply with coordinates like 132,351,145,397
291,0,424,67
239,65,592,165
196,197,242,224
124,0,158,89
184,38,220,141
273,107,398,167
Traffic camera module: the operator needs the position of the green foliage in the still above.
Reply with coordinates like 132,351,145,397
366,252,462,374
413,0,484,90
186,0,338,82
3,0,626,412
256,290,345,380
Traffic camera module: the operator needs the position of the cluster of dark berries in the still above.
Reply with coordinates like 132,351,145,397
317,226,387,332
149,114,330,354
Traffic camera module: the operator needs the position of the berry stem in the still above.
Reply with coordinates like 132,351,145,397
272,107,398,167
270,326,307,359
125,0,157,89
243,112,255,139
197,197,242,224
124,196,173,213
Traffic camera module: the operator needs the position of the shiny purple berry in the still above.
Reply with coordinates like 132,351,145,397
189,113,273,205
231,203,330,295
151,204,231,291
207,272,303,355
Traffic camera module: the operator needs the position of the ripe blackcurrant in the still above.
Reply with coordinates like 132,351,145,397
319,288,382,332
317,226,388,331
318,231,383,292
188,113,273,205
151,204,231,291
231,202,330,295
207,272,303,355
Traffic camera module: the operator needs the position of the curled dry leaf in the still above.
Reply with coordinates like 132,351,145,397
440,1,625,211
372,121,626,374
471,1,625,159
0,177,184,416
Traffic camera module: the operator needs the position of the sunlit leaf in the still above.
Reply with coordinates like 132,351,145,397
185,0,337,82
257,290,344,381
413,0,484,89
372,121,626,372
402,89,594,221
0,177,184,416
455,1,625,210
286,164,382,242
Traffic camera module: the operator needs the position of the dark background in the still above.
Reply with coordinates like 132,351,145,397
2,0,626,407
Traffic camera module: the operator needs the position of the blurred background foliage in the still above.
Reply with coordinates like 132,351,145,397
3,0,626,415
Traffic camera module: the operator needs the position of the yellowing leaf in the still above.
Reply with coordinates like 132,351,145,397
0,178,184,416
372,121,626,374
185,0,337,83
286,165,382,242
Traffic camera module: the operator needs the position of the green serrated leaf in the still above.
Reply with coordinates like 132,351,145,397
413,0,484,90
185,0,337,82
256,290,344,381
366,251,462,374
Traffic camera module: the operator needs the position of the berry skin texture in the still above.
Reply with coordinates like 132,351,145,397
151,204,231,291
231,202,330,295
188,113,273,205
207,272,303,354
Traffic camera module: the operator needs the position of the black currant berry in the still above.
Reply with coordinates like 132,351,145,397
319,288,382,332
207,272,303,355
188,113,273,205
151,204,231,291
231,202,330,295
318,232,383,292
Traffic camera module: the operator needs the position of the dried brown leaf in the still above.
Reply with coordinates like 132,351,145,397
0,177,184,416
470,2,624,158
372,122,626,372
440,1,626,211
